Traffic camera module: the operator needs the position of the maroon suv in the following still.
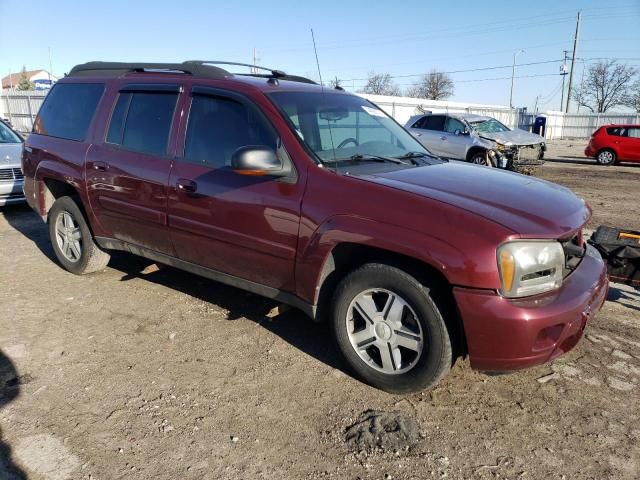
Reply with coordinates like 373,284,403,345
22,61,608,393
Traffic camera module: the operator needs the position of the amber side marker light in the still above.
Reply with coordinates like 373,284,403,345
233,169,269,176
499,250,516,293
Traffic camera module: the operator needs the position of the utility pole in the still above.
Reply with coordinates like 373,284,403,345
48,47,53,84
509,49,525,109
565,11,581,113
559,50,569,111
252,48,257,74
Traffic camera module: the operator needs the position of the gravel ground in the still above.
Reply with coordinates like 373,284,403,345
1,141,639,480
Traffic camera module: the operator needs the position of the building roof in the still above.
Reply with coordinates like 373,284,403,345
1,69,48,88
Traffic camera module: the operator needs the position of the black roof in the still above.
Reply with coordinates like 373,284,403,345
68,60,317,85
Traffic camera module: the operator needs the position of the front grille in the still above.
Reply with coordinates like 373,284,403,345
0,167,23,182
562,231,585,277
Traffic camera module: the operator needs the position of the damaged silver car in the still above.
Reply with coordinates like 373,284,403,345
405,113,545,173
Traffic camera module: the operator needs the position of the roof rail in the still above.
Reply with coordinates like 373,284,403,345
68,61,230,80
185,60,317,85
67,60,317,85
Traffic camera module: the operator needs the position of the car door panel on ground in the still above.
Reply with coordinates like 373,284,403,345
167,86,303,290
409,115,446,156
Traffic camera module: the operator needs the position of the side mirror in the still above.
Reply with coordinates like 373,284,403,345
454,129,469,136
231,146,287,177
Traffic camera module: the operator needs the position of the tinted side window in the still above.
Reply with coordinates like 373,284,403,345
106,91,178,156
445,117,466,134
606,127,627,137
421,116,445,131
34,83,104,141
184,94,277,168
106,93,131,144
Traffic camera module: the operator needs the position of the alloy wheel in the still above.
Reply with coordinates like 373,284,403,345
55,211,83,262
346,288,424,374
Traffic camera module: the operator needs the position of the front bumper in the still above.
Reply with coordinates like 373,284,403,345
0,179,25,206
454,244,608,371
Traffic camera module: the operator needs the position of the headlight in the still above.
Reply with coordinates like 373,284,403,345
497,241,564,298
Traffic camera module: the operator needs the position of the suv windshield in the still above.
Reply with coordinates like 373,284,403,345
269,91,431,165
0,121,22,144
469,118,510,134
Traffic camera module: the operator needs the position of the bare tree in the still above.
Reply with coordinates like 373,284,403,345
622,79,640,112
573,60,636,113
405,70,454,100
360,72,400,96
329,76,343,89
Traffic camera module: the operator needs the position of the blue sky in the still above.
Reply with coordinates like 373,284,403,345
1,0,639,111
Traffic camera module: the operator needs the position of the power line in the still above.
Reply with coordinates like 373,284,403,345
342,59,565,83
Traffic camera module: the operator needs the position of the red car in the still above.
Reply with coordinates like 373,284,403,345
585,124,640,165
22,61,608,393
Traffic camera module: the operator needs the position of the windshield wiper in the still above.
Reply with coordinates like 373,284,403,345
340,154,410,165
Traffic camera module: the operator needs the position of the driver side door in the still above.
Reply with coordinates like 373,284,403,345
439,116,470,160
167,86,304,291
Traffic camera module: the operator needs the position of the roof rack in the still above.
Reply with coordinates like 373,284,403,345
68,60,317,85
185,60,315,85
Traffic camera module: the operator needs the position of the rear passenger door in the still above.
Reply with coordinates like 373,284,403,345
409,115,446,156
85,84,182,254
167,86,303,290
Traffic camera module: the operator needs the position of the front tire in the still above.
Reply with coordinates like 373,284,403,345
469,151,491,166
331,264,453,393
48,196,110,275
596,149,616,166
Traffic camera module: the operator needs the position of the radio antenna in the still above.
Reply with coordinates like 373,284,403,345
310,28,338,173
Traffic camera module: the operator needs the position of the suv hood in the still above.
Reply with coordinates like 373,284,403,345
476,128,544,146
360,161,589,237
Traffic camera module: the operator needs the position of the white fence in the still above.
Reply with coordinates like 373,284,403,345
0,90,48,133
360,94,639,140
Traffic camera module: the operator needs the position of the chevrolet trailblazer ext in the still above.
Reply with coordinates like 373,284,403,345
22,61,608,393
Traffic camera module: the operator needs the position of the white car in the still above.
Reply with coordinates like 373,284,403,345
0,120,25,206
405,113,545,170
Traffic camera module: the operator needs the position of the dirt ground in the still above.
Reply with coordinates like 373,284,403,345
1,141,639,480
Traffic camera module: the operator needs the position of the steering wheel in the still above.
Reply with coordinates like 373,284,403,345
337,138,359,148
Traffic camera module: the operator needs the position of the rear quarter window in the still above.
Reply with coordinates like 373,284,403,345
33,83,104,141
605,127,627,137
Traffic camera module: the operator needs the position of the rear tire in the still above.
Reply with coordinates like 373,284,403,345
330,263,453,393
48,196,110,275
596,149,616,166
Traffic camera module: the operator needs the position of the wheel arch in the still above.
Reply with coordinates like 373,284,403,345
311,241,467,359
466,146,488,162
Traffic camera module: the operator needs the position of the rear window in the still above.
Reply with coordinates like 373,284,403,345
106,91,178,156
606,127,627,137
33,83,104,141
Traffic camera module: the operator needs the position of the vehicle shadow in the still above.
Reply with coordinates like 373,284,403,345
1,204,349,379
109,252,348,375
0,350,27,479
1,203,56,262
